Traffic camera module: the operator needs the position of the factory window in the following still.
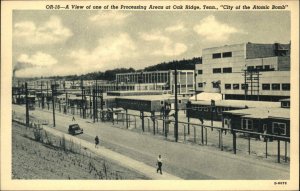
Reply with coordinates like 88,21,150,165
212,53,222,59
222,52,232,58
178,100,182,104
282,101,290,108
282,83,290,91
160,101,164,105
272,122,286,135
256,65,263,70
198,83,203,88
213,68,222,73
233,84,239,90
264,65,270,70
262,84,271,90
242,119,253,130
225,84,231,89
241,84,248,90
247,66,255,71
198,70,203,75
223,67,232,73
272,83,280,90
212,82,220,88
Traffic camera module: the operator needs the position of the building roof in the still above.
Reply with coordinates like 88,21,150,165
117,94,183,101
190,99,281,108
190,92,222,101
223,107,290,120
279,98,290,102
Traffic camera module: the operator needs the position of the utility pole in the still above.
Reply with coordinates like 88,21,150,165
51,84,56,127
93,88,96,123
174,69,179,142
41,81,45,109
95,80,98,122
25,82,29,127
47,81,49,110
194,69,197,101
81,79,85,119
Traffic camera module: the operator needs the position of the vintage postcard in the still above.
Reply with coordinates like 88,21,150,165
1,0,299,190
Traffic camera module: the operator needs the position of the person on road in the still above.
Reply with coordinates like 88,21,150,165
156,154,163,174
72,116,76,121
95,136,99,148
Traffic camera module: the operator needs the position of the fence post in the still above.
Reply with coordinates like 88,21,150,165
126,109,128,129
165,122,168,138
147,118,150,132
265,139,268,158
187,115,190,135
233,130,236,154
128,114,131,127
218,130,221,148
141,111,144,132
277,139,280,163
221,130,223,151
285,141,287,162
201,124,204,145
193,126,196,143
205,128,207,145
248,136,251,155
184,125,186,142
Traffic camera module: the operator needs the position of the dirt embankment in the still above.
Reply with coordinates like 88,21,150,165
12,122,148,179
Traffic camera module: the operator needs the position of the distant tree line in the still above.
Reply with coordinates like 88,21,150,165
19,57,202,81
144,57,202,71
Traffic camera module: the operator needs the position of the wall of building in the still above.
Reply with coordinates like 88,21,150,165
196,43,246,93
195,42,290,101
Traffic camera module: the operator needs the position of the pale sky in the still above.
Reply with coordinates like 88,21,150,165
13,11,290,78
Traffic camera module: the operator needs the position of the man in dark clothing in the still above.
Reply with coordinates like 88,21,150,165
156,155,163,174
95,136,99,148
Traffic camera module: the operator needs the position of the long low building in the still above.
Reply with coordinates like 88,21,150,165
186,99,281,121
222,107,290,140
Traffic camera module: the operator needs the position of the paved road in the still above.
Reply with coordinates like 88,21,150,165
13,105,289,180
41,125,181,180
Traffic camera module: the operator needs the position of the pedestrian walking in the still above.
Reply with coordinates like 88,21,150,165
95,136,99,148
156,154,163,174
72,116,76,121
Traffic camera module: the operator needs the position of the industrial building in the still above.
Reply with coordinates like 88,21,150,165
195,42,291,101
116,70,195,95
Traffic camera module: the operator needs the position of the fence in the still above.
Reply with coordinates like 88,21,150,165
28,104,290,164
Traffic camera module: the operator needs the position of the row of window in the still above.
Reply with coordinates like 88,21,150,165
199,66,275,76
247,65,274,71
262,83,290,91
212,52,232,59
191,105,230,113
213,67,232,74
197,83,290,91
241,120,287,135
198,68,233,75
223,83,290,91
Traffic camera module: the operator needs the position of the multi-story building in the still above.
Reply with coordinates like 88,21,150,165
195,42,290,101
116,70,195,95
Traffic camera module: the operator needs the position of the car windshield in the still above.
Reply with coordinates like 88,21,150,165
70,124,80,129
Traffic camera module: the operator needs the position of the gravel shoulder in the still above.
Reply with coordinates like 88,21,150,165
12,122,148,180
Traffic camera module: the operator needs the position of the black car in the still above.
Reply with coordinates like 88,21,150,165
68,124,83,135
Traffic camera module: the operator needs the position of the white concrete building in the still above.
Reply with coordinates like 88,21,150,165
195,42,290,101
